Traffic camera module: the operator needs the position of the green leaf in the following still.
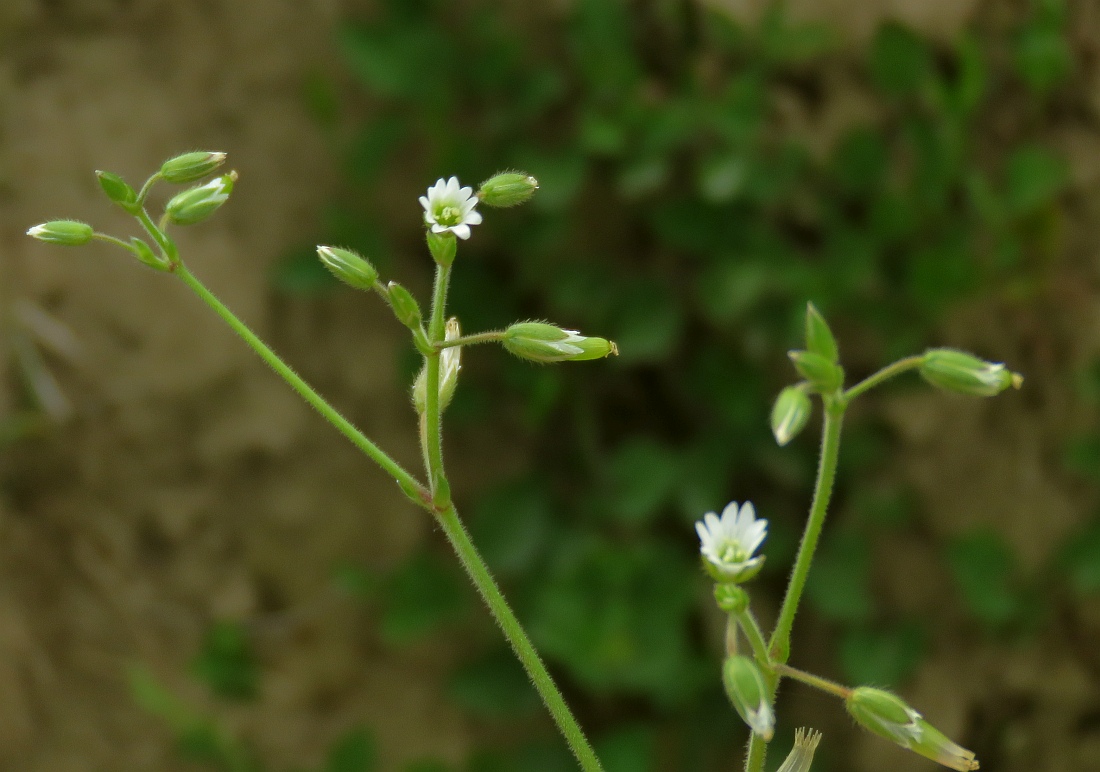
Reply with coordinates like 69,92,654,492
448,649,538,718
839,622,926,687
806,529,873,622
191,621,258,702
948,530,1022,627
831,128,888,196
1056,520,1100,595
606,438,681,525
324,726,376,772
1014,20,1072,94
1004,144,1068,216
381,550,468,644
870,23,933,97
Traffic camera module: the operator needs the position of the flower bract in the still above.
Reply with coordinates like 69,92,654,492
419,176,483,240
695,501,767,582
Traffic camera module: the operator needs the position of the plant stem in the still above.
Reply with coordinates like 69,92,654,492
423,262,451,495
436,330,505,349
173,262,427,501
735,609,771,667
768,401,845,663
843,355,923,402
772,663,851,699
436,504,605,772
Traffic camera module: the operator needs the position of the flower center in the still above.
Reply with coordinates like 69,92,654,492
436,204,462,226
718,540,748,564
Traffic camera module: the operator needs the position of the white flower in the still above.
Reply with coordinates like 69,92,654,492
419,176,483,240
776,728,823,772
695,501,767,582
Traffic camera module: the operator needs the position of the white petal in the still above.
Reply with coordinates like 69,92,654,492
703,512,721,535
458,185,473,201
419,195,431,211
695,521,710,544
445,177,460,197
464,209,483,226
452,224,471,240
431,223,448,233
744,521,768,554
721,501,741,524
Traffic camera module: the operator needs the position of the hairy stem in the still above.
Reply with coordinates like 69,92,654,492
843,355,923,402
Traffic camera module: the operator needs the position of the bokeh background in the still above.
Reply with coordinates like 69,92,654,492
2,1,1100,770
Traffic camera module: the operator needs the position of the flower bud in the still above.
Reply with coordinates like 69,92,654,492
846,688,978,771
722,656,774,740
503,322,618,363
95,170,138,211
317,246,378,290
165,172,236,226
919,348,1022,397
478,171,539,207
160,151,227,184
804,302,838,363
130,237,170,271
714,583,749,613
426,230,456,267
385,282,423,331
789,350,843,393
770,385,812,446
413,317,462,414
26,220,94,246
776,728,823,772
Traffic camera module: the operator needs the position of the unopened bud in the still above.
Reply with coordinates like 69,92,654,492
919,348,1021,397
413,317,462,414
846,688,978,771
160,151,227,184
789,350,843,393
478,171,539,207
722,656,774,740
776,728,823,772
714,583,749,613
130,238,170,271
770,385,812,446
426,230,456,267
95,171,138,211
805,302,838,363
385,282,423,331
26,220,94,246
317,246,378,290
165,172,236,226
503,322,618,363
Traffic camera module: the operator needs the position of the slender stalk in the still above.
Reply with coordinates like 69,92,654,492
436,330,505,349
423,262,451,493
772,663,851,700
92,233,135,252
735,609,771,667
768,401,845,662
436,504,604,772
843,356,922,402
744,733,767,772
173,263,426,501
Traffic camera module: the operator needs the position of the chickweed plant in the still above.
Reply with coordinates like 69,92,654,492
29,152,1022,771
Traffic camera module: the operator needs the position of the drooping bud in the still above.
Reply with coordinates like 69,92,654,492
919,348,1021,397
95,171,138,211
770,385,812,446
477,171,539,207
503,322,618,364
804,302,838,363
426,230,456,267
789,350,843,393
722,656,774,740
316,246,378,290
160,151,227,184
714,583,749,614
385,282,423,331
26,220,94,246
776,728,823,772
846,688,978,771
131,237,170,271
164,172,236,226
413,317,463,414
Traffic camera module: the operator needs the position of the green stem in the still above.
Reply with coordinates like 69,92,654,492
768,401,845,663
173,262,426,502
135,172,161,207
436,330,505,349
436,504,604,772
843,356,922,402
744,734,767,772
772,663,851,700
423,263,451,495
134,207,176,262
735,609,771,667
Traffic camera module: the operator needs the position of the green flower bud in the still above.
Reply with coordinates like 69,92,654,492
385,282,423,331
316,246,378,290
775,728,823,772
713,583,749,613
26,220,94,246
804,302,838,363
503,322,618,364
478,171,539,207
722,656,774,740
846,688,978,771
789,350,843,393
160,151,227,184
426,230,456,267
770,385,812,446
919,348,1022,397
130,237,170,271
95,170,138,211
165,172,236,226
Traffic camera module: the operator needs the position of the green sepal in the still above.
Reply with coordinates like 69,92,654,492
160,151,227,184
804,302,839,363
130,237,170,271
478,171,539,207
26,220,94,246
316,246,378,290
789,350,844,393
96,170,138,212
770,384,812,446
385,282,423,330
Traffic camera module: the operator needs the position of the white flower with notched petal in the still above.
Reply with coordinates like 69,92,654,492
695,501,767,582
419,176,483,240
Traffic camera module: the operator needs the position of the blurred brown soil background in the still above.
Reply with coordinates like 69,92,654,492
1,1,1099,771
